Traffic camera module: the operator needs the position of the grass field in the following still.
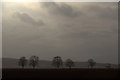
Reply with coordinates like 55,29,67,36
2,68,119,79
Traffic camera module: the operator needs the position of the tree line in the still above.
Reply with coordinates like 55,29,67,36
19,56,112,69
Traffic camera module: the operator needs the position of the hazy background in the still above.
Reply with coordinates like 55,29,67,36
2,2,118,64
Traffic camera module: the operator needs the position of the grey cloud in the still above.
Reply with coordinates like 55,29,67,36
42,2,80,18
99,7,117,20
58,29,114,40
14,12,45,26
87,4,117,20
3,2,118,64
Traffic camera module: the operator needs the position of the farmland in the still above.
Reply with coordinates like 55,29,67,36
2,68,118,79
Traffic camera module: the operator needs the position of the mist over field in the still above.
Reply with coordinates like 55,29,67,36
2,58,118,69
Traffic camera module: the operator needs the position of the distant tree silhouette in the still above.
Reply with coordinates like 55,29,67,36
106,63,112,69
88,59,96,68
29,56,39,68
52,56,63,69
19,57,27,68
65,59,74,69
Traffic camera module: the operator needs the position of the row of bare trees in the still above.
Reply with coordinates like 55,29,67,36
52,56,74,69
19,56,39,68
19,56,75,69
19,56,112,69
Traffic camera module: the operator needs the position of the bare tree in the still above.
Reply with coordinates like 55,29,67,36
29,56,39,68
88,59,96,68
106,63,112,69
19,57,27,68
52,56,63,69
65,59,74,69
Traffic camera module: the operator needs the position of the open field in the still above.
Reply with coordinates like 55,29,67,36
2,68,119,79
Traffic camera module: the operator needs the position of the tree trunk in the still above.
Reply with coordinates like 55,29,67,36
69,66,71,69
33,66,35,69
22,66,24,69
57,65,60,69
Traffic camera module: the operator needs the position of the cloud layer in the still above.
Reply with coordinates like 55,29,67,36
14,12,44,26
2,2,118,64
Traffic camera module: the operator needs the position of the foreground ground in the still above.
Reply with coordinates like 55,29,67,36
2,68,119,79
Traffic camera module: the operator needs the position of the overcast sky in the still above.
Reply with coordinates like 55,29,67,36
2,2,118,64
2,0,120,2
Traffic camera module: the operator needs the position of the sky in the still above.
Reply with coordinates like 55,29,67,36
0,1,2,58
2,2,118,64
2,0,120,2
0,1,2,69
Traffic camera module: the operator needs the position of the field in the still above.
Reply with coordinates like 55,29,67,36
2,68,118,79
